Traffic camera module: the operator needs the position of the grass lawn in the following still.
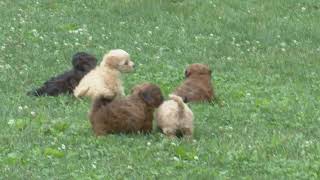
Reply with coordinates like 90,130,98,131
1,0,320,179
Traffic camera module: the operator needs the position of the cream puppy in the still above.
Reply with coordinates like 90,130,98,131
156,94,194,139
74,49,134,100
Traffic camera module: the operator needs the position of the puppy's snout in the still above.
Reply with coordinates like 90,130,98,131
129,60,135,68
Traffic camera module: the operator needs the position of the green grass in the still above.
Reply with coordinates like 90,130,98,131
1,0,320,179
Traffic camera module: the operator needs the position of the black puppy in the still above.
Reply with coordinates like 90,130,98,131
27,52,97,96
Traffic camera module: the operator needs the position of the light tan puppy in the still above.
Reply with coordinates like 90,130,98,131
74,49,134,100
156,94,193,139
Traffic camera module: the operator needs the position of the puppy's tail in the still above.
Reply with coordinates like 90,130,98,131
169,94,186,117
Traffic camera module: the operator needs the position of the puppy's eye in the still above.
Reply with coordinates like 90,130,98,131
124,61,129,65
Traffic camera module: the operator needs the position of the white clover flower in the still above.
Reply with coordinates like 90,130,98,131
281,48,286,52
227,57,232,60
20,19,25,24
31,111,36,116
304,140,313,148
92,164,96,169
24,105,28,109
147,142,151,146
8,119,15,126
280,42,286,47
148,31,152,35
226,126,233,131
61,144,66,150
301,7,306,11
18,106,23,111
31,29,39,37
194,156,199,160
155,26,159,30
173,156,179,161
210,33,214,37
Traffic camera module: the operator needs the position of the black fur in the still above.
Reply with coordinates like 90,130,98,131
27,52,97,96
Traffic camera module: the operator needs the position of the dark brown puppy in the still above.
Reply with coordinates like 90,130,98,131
27,52,97,96
173,63,214,102
89,83,164,136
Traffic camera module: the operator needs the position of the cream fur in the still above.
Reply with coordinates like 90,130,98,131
156,94,194,138
73,49,134,100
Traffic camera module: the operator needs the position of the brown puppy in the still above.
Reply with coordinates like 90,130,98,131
89,83,164,136
173,63,214,102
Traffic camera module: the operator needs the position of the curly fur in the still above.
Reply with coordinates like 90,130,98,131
173,63,214,102
156,94,193,138
74,49,134,100
27,52,97,96
89,83,164,136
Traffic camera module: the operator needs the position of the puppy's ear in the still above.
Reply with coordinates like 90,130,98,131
139,87,164,107
140,90,154,106
183,96,188,103
185,69,191,78
104,55,119,69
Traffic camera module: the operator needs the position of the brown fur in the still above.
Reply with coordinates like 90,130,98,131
173,63,214,102
89,83,164,136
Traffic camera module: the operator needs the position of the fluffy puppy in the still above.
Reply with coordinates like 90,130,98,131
74,49,134,100
89,83,164,136
173,63,214,102
27,52,97,96
156,94,193,138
